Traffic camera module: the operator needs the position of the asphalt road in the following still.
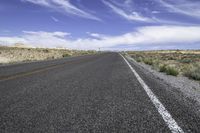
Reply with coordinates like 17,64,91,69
0,53,200,133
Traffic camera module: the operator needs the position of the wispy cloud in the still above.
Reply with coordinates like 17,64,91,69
152,11,160,14
1,26,200,50
23,31,71,38
124,0,132,5
102,0,200,25
51,16,59,22
21,0,101,21
102,0,153,22
158,0,200,18
151,17,197,26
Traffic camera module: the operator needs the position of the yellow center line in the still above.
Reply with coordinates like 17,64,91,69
0,62,73,82
0,54,99,82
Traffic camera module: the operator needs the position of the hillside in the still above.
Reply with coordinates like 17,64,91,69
0,46,96,64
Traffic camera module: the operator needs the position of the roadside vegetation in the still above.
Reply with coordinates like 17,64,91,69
0,46,97,64
127,50,200,80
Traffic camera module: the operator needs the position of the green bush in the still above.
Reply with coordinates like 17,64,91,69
152,60,160,70
166,66,179,76
81,51,90,55
62,53,71,57
179,59,192,64
167,57,175,60
143,58,153,65
159,65,179,76
184,63,200,80
43,49,49,53
136,57,143,62
159,64,167,72
47,56,55,59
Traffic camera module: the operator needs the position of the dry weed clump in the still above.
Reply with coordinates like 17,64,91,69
128,50,200,80
184,63,200,80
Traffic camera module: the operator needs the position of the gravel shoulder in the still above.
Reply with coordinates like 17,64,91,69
125,54,200,105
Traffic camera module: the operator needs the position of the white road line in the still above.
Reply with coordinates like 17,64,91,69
120,54,184,133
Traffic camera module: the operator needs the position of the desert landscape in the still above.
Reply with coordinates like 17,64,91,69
1,0,200,132
127,50,200,81
0,45,96,64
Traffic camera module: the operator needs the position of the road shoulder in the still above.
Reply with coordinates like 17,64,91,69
125,53,200,106
124,53,200,132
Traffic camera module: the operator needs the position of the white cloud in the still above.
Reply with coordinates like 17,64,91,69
21,0,101,21
152,11,160,14
86,32,106,39
89,33,101,38
1,26,200,50
102,0,153,22
22,31,71,48
22,0,50,6
23,31,70,37
0,37,27,46
158,0,200,18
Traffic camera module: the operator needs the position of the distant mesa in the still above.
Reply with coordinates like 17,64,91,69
0,43,68,49
11,43,33,48
56,46,67,50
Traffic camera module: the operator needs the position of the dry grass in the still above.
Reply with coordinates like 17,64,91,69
127,50,200,80
0,46,97,64
184,63,200,80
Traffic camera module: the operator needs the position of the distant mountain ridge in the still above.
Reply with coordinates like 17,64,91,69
11,43,33,48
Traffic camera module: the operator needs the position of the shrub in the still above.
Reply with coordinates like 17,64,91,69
166,66,179,76
47,56,55,59
159,64,167,72
152,60,160,70
167,57,175,60
81,51,90,55
159,65,179,76
62,53,71,57
43,49,49,53
179,59,192,64
184,63,200,80
136,57,143,62
143,58,153,65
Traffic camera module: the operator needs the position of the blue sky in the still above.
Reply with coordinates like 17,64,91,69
0,0,200,50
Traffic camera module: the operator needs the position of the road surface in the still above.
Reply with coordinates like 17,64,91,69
0,53,200,133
